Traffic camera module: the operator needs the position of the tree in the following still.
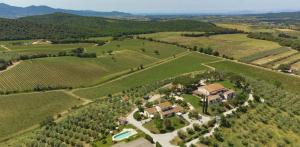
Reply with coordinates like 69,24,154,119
154,50,160,55
145,134,154,143
177,130,187,140
140,48,146,52
220,115,231,128
277,64,291,72
133,111,142,121
164,118,173,130
193,123,201,131
40,116,55,126
156,142,162,147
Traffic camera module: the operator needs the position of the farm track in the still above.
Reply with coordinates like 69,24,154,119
0,45,12,51
71,51,191,93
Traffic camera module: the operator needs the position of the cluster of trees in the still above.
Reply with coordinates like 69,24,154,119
26,96,132,147
182,29,243,37
0,59,12,70
248,32,300,51
51,39,106,46
203,77,300,146
0,13,226,40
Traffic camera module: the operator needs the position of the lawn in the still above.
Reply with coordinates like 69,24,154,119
209,61,300,94
74,53,219,99
0,91,81,140
143,116,189,134
182,94,202,111
140,33,280,59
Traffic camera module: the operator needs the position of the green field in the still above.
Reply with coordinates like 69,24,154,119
182,94,202,111
86,38,186,59
0,40,93,51
0,91,81,140
209,61,300,94
74,53,220,99
140,33,280,59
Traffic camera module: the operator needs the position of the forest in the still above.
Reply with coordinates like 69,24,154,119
0,13,226,40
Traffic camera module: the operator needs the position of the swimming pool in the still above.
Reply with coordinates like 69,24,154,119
112,129,137,141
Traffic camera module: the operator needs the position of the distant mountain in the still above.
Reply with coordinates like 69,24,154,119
0,3,132,18
246,11,300,20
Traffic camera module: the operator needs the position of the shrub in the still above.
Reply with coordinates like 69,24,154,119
156,142,162,147
145,134,154,144
133,111,142,121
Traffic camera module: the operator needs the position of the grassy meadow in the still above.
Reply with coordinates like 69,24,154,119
0,91,81,140
74,53,220,99
140,33,280,59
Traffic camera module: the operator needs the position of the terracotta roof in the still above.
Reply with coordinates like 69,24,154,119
172,106,184,113
201,83,225,93
158,101,173,110
145,107,157,114
161,106,184,116
224,90,235,95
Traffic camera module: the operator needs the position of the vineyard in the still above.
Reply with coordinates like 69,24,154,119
0,91,81,139
140,33,280,59
74,53,219,99
0,57,107,93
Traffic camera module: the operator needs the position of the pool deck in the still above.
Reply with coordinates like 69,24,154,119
112,128,138,141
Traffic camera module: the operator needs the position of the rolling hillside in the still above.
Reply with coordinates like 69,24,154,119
0,13,225,40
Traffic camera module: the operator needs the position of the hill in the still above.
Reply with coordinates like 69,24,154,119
0,3,131,18
0,13,225,40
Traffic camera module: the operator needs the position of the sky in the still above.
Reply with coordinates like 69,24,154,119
1,0,300,14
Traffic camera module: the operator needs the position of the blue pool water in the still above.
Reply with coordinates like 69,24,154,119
113,131,132,140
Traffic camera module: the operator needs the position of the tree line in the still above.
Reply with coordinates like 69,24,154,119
248,32,300,51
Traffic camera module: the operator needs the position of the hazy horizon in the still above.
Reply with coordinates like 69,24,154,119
1,0,300,14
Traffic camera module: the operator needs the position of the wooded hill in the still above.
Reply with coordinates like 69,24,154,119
0,13,226,40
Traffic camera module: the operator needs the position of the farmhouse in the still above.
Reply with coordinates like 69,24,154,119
195,83,227,96
144,107,158,118
157,101,173,111
193,83,235,104
144,101,184,119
